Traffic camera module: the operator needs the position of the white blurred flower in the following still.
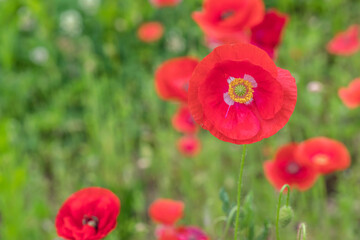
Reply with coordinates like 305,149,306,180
307,81,324,93
30,46,49,65
78,0,101,15
17,7,36,31
137,158,151,169
166,31,185,53
60,10,83,36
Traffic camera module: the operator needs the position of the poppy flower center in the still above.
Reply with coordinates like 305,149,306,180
313,154,329,165
228,78,254,103
221,10,235,20
82,215,99,229
286,162,300,174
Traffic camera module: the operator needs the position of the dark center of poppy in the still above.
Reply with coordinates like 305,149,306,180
221,10,235,20
82,215,99,230
286,162,300,174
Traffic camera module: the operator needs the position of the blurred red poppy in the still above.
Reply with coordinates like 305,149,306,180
149,199,185,225
188,43,297,144
263,143,318,191
172,105,198,134
155,57,199,102
175,226,209,240
156,225,209,240
326,25,360,56
250,9,289,59
193,0,265,44
55,187,120,240
177,135,201,157
137,22,164,43
338,78,360,109
156,225,178,240
150,0,181,8
295,137,351,174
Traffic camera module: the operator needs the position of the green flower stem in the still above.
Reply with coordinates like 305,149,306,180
297,223,306,240
276,184,291,240
233,144,247,240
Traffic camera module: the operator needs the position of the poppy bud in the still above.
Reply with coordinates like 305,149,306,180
279,206,294,228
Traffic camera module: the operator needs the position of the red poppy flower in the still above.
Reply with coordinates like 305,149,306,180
55,187,120,240
192,0,265,44
326,25,360,56
188,43,297,144
263,143,318,191
295,137,351,174
137,22,164,43
156,226,209,240
156,225,178,240
155,57,199,102
177,135,201,157
150,0,181,8
149,199,185,225
250,9,289,59
338,78,360,109
175,226,209,240
172,105,198,134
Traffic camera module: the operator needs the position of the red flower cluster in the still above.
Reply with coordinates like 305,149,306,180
264,137,351,191
149,199,209,240
55,187,120,240
193,0,288,58
137,22,164,43
338,78,360,109
327,25,360,56
188,43,297,144
155,57,202,157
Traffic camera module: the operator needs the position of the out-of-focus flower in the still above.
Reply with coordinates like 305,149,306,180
175,226,209,240
295,137,351,174
60,10,83,36
150,0,182,8
250,9,289,59
188,43,297,144
327,25,360,56
338,78,360,108
193,0,265,45
172,105,198,134
29,46,49,65
307,81,324,93
263,143,318,191
18,7,36,31
177,136,201,157
137,22,164,43
149,199,185,225
55,187,120,240
166,31,185,53
78,0,101,15
155,57,199,103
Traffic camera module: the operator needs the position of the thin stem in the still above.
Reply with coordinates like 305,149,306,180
222,206,237,240
233,144,247,240
297,223,306,240
276,184,291,240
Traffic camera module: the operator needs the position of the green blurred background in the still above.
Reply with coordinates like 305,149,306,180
0,0,359,239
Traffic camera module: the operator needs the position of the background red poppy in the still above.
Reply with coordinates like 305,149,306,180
149,199,184,225
137,22,164,43
55,187,120,240
338,78,360,108
326,25,360,55
263,144,319,191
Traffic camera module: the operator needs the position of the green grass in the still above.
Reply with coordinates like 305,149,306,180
0,0,360,239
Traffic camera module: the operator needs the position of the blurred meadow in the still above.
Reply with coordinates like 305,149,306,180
0,0,360,239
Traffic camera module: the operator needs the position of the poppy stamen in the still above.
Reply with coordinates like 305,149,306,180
228,78,254,103
221,10,235,20
82,215,99,230
313,154,329,165
286,162,300,174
